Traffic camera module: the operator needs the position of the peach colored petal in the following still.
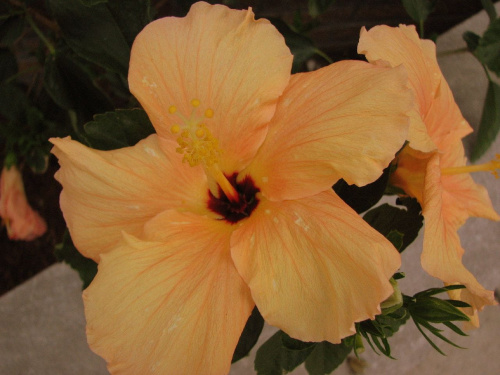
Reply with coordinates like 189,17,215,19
390,145,431,204
83,213,253,375
129,2,292,173
243,60,410,201
0,166,47,241
424,76,472,148
447,286,481,329
230,190,401,343
50,135,208,261
358,25,443,152
440,139,499,221
421,154,497,315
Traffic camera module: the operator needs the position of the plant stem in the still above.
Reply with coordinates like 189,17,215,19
481,0,497,23
25,13,55,55
437,47,468,57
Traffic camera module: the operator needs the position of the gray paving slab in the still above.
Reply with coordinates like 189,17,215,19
1,3,499,374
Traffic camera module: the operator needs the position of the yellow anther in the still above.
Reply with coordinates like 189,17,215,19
166,99,220,168
195,128,205,138
205,108,214,118
170,124,180,134
441,154,500,178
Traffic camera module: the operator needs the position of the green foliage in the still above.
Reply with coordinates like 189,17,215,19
401,0,436,36
268,18,329,73
44,52,113,122
232,307,265,363
481,0,497,23
304,340,352,375
269,18,317,73
471,80,500,161
472,18,500,77
48,0,131,76
0,84,59,173
357,306,409,358
463,12,500,160
363,197,423,253
255,331,318,375
405,285,470,355
463,30,481,52
54,231,98,289
84,109,155,150
308,0,336,18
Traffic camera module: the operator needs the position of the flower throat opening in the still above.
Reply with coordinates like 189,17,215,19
207,173,260,224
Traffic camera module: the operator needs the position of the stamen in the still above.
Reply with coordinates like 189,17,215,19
205,108,214,118
167,99,220,168
441,154,500,178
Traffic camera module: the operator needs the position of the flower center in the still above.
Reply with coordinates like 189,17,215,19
441,154,500,178
167,99,240,202
207,173,260,224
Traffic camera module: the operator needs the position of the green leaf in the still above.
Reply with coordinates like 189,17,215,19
232,307,265,363
401,0,436,23
43,52,111,111
255,331,316,375
480,0,497,23
334,166,391,214
106,0,152,46
414,317,466,350
48,0,130,76
269,18,320,73
54,231,97,289
473,18,500,77
404,286,472,355
386,230,404,251
305,340,351,375
0,47,17,83
308,0,336,18
84,108,155,150
414,284,466,298
471,80,500,161
43,53,113,121
463,31,480,52
409,297,470,323
363,197,423,252
25,147,49,174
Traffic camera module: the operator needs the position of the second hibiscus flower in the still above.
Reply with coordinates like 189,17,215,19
51,2,412,374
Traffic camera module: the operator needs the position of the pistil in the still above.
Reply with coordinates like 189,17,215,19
167,98,239,202
206,164,240,203
441,154,500,178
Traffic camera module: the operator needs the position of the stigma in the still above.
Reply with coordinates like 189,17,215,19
441,154,500,178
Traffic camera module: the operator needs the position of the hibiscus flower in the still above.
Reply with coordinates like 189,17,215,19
51,2,411,373
0,165,47,241
358,24,499,326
